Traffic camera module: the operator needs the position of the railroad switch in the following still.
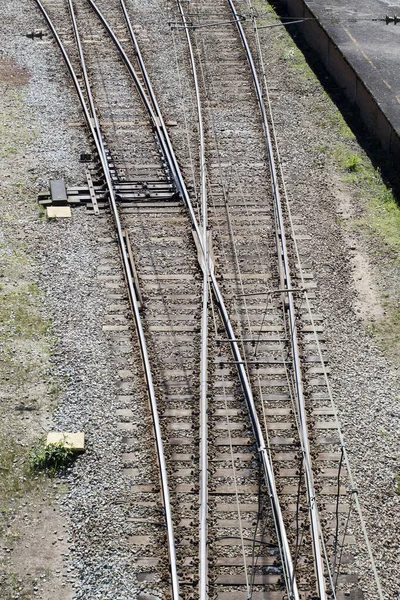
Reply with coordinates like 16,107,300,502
38,176,178,214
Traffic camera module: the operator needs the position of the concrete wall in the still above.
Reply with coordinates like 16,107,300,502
283,0,400,159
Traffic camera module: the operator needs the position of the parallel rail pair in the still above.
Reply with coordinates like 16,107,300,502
173,1,325,597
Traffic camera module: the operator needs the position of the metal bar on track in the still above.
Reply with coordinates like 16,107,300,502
171,16,246,30
32,2,180,599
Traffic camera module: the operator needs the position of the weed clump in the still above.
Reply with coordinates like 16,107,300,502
30,440,75,474
344,154,361,172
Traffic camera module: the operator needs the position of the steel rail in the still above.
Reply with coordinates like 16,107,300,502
87,0,186,197
84,28,212,590
226,0,328,597
94,2,300,598
116,23,209,577
37,1,298,597
174,3,209,598
117,3,209,593
260,15,383,595
32,2,180,598
88,2,300,598
87,0,207,245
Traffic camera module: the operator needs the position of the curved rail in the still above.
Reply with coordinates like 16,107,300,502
226,0,328,597
88,2,301,599
116,5,210,592
174,2,209,598
32,1,180,598
118,1,210,593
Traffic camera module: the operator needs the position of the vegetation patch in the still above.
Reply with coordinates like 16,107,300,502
331,144,400,255
0,50,70,600
344,154,361,173
0,93,36,160
0,56,58,521
368,305,400,364
253,0,324,89
0,56,30,86
30,439,75,474
0,285,48,340
0,569,37,600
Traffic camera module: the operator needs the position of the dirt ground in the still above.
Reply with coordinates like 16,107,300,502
0,28,74,600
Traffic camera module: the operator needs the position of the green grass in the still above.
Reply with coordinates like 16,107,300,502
0,571,35,600
0,435,35,533
368,189,400,255
345,154,361,173
0,54,68,599
0,93,36,160
369,306,400,361
30,439,75,474
0,287,48,340
323,105,355,140
332,145,400,254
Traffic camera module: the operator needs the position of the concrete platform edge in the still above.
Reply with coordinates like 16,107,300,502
283,0,400,160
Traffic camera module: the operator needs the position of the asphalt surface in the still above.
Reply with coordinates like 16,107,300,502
301,0,400,131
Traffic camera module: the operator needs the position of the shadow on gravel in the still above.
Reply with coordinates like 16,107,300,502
269,0,400,204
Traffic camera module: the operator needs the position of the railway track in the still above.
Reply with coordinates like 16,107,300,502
32,0,383,599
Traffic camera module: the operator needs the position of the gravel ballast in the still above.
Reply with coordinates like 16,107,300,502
1,0,399,598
